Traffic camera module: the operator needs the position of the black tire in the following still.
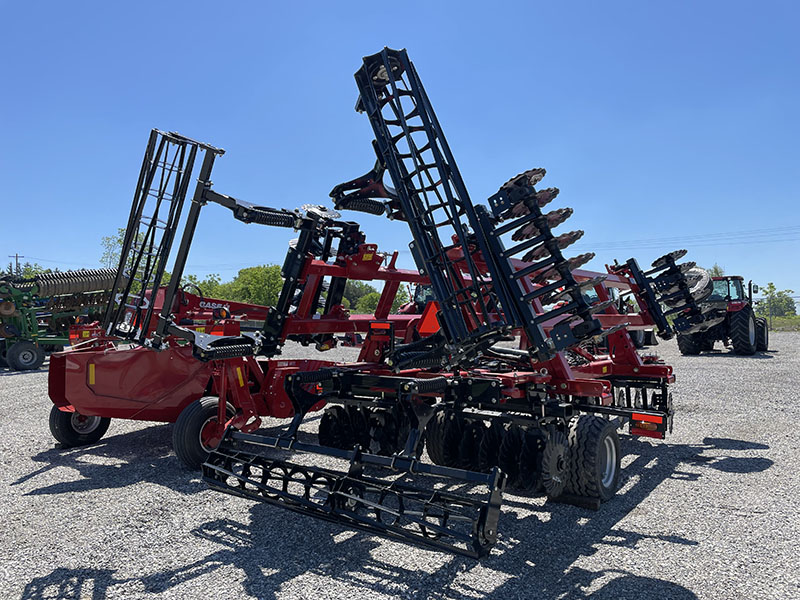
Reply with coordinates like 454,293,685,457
676,333,702,355
172,397,234,469
756,317,769,351
49,405,111,447
7,340,46,371
700,338,715,351
564,415,621,501
730,306,757,355
629,329,646,349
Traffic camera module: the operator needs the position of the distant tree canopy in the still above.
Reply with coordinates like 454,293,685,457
4,261,53,278
755,282,796,317
707,263,725,277
355,292,381,315
344,281,379,307
100,228,128,270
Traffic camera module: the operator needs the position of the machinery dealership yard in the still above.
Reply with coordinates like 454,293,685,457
1,335,798,600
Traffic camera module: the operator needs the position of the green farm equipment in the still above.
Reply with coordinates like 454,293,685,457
0,269,118,370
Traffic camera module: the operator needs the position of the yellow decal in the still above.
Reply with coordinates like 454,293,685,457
196,327,205,333
602,366,608,374
236,367,245,387
82,330,90,338
88,363,96,385
362,253,374,261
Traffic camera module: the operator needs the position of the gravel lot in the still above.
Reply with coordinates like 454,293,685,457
1,334,799,599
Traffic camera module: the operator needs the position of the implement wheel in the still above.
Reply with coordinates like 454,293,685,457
564,415,621,501
173,397,234,470
49,405,110,447
730,306,757,355
7,341,46,371
756,317,769,351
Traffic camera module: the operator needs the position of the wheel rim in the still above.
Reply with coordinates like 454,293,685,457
18,348,36,366
748,315,756,346
600,436,617,488
199,417,220,452
70,412,101,434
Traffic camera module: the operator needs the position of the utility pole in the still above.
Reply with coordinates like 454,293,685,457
7,253,24,274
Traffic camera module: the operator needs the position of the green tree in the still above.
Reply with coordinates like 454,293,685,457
182,273,222,298
755,282,796,317
221,265,284,306
355,291,381,314
390,286,410,313
5,261,52,278
344,280,378,307
100,228,128,269
707,263,725,277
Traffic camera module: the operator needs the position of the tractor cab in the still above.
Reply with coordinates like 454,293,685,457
709,276,758,309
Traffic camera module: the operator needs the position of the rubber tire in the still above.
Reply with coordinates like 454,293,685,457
564,415,621,501
172,397,234,470
730,306,757,355
629,329,646,349
49,405,111,447
700,339,715,352
756,317,769,351
676,334,702,355
7,340,46,371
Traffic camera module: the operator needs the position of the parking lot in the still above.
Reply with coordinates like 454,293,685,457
1,334,798,599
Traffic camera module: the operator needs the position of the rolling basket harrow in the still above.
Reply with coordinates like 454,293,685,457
49,48,721,557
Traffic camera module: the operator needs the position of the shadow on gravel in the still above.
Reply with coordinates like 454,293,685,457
12,425,201,496
680,351,775,360
0,366,49,377
12,420,321,497
18,436,772,599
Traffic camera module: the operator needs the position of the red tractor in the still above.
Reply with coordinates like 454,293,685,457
676,276,768,355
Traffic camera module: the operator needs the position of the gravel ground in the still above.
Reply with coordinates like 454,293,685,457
1,334,799,600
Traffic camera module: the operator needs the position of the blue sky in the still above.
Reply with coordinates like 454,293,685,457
2,1,798,294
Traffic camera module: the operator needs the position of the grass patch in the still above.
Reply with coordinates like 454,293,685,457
765,315,800,331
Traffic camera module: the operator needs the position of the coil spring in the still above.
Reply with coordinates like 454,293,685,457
292,368,336,384
394,352,443,370
411,377,448,394
246,209,296,228
199,344,255,360
339,198,386,216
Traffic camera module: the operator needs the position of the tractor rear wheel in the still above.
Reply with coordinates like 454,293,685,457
730,306,757,355
173,397,234,470
563,415,621,501
49,405,111,447
756,317,769,351
7,341,46,371
676,333,702,355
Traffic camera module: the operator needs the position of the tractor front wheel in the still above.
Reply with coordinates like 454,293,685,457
49,406,111,447
676,334,702,355
730,306,757,355
172,397,234,470
7,341,46,371
756,317,769,351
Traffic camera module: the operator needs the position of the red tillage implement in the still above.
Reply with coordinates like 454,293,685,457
48,48,719,558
